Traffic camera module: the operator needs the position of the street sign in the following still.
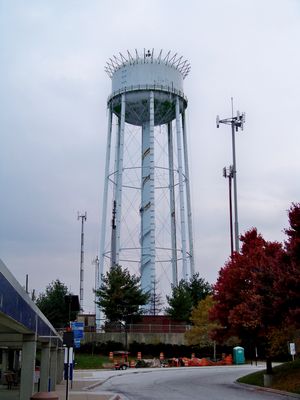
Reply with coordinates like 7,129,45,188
290,342,296,356
71,321,84,330
71,321,84,348
73,329,84,339
71,322,84,338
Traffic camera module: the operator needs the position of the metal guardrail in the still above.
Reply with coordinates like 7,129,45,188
57,324,191,334
105,323,190,334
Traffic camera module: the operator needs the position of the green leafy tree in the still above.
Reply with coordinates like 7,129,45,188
189,273,212,306
95,264,150,325
166,273,212,322
185,295,220,347
36,279,76,328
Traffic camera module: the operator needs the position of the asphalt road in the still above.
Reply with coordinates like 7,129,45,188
91,365,298,400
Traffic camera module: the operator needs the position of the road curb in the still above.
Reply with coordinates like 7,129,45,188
236,381,300,398
84,380,106,390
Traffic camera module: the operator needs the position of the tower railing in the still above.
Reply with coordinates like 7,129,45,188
107,84,188,104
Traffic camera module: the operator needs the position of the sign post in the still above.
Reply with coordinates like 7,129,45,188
289,343,296,361
63,331,74,400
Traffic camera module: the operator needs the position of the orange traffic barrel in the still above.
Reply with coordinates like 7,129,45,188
201,358,209,366
137,351,142,360
159,352,164,360
225,354,233,365
130,360,135,368
109,351,113,360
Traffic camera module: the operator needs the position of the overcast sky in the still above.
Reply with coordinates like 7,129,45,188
1,0,300,313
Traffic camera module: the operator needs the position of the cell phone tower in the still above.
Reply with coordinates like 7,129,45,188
98,49,194,326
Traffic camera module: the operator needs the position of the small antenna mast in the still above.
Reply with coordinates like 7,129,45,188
78,211,87,312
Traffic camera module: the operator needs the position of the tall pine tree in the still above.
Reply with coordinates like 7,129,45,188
95,264,150,324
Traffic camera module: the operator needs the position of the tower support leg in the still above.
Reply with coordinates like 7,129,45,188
175,97,188,281
115,94,126,264
182,110,195,276
140,91,155,295
98,106,113,329
168,122,178,286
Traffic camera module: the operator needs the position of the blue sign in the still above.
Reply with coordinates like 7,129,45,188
71,322,84,346
73,330,83,339
71,322,84,330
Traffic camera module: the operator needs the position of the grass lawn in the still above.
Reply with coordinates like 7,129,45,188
74,353,137,369
74,353,110,369
238,359,300,394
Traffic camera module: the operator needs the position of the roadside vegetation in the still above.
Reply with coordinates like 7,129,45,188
36,280,78,328
74,353,107,369
207,202,300,375
238,359,300,394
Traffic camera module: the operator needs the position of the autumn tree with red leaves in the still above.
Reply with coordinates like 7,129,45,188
283,203,300,322
210,228,285,373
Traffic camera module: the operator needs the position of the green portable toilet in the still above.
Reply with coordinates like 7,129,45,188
233,346,245,364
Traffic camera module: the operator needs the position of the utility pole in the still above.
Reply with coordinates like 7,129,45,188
78,212,87,312
216,101,245,252
223,166,234,257
25,274,29,294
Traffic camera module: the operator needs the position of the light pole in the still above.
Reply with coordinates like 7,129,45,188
217,108,245,252
223,165,234,257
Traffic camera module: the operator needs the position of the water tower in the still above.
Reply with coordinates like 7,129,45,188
98,49,194,322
